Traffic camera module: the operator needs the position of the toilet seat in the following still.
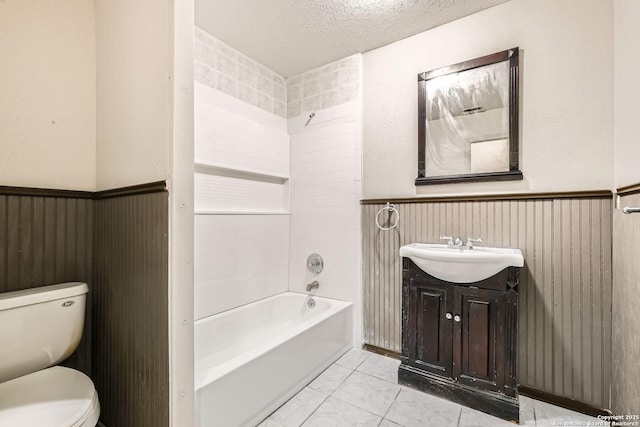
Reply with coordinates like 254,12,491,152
0,366,100,427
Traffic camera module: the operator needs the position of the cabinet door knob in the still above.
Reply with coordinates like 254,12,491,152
454,315,461,322
445,313,453,320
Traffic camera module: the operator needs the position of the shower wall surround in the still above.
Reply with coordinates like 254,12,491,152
193,27,290,320
193,26,363,345
194,27,287,118
285,55,363,345
193,86,290,319
287,104,363,346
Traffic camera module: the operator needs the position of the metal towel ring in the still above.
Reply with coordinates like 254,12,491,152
375,203,399,231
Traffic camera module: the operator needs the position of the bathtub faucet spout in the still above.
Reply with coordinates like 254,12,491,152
306,281,320,292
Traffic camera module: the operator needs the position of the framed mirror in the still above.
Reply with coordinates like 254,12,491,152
416,47,522,185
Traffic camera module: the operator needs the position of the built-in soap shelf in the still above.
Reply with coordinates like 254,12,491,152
194,160,290,216
194,210,290,215
194,161,289,182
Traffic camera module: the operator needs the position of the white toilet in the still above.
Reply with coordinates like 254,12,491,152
0,282,100,426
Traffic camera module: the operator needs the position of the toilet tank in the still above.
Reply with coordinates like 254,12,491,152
0,282,88,384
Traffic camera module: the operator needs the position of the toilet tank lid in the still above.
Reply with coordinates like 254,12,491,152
0,282,88,311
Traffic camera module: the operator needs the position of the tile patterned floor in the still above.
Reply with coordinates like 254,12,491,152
258,348,609,427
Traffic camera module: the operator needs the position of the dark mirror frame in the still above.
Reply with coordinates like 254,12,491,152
416,47,522,185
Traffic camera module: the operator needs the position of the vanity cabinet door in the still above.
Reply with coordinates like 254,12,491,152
407,278,454,379
452,286,506,394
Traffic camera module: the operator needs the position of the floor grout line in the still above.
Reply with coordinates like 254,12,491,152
297,392,331,427
299,353,368,427
351,348,372,371
380,386,403,423
455,406,463,427
299,355,361,426
330,393,392,422
330,364,357,395
330,350,403,424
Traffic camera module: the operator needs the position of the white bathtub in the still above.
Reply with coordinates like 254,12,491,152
195,292,353,427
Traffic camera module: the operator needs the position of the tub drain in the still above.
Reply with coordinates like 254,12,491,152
307,298,316,308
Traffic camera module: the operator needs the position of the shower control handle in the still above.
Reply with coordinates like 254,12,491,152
306,253,324,274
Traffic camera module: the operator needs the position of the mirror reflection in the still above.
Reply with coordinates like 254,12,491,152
417,48,522,185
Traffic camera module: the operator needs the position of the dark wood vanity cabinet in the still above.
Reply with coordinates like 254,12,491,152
399,258,520,423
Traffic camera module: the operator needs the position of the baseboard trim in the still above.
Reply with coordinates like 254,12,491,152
362,343,401,360
518,386,612,418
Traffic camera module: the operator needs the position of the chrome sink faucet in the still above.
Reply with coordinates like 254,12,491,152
466,237,482,249
440,235,482,249
440,236,463,247
306,280,319,292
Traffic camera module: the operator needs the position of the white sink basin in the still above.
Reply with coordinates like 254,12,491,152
399,243,524,283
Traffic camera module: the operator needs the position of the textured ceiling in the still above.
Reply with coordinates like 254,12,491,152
195,0,510,77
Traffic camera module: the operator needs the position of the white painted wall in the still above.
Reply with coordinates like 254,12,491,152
613,0,640,189
363,0,614,198
287,55,363,346
0,0,96,191
94,0,172,190
194,78,290,320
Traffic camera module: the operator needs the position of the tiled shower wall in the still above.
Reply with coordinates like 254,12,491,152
287,100,363,345
194,27,287,118
193,76,290,320
191,27,364,335
362,196,613,410
286,55,360,118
